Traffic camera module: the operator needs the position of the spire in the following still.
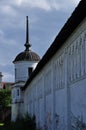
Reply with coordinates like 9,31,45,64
24,16,31,51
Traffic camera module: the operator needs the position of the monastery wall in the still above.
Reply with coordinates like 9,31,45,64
24,18,86,130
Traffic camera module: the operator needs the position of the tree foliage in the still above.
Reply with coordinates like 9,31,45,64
0,89,11,109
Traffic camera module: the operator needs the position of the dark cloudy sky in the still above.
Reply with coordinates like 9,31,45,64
0,0,80,82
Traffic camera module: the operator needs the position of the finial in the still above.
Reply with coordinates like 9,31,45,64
24,16,31,51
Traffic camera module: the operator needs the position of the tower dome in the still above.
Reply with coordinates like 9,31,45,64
13,16,40,63
13,50,40,63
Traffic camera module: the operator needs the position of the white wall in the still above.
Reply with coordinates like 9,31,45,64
11,82,25,121
70,78,86,128
24,18,86,130
14,61,38,82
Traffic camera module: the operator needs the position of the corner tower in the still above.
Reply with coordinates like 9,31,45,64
11,16,40,121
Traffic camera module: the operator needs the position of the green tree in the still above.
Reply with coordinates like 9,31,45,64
0,89,11,121
0,89,11,108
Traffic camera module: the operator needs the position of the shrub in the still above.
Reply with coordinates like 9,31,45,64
1,114,36,130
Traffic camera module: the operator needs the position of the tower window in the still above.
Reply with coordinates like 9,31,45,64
17,89,19,96
28,67,33,76
15,68,17,79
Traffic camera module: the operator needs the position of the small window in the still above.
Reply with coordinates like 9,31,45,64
15,68,17,79
17,89,19,96
28,67,33,76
